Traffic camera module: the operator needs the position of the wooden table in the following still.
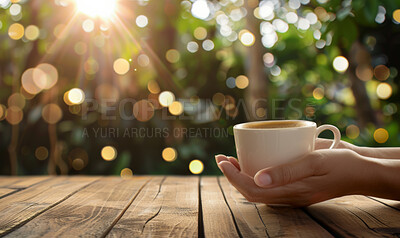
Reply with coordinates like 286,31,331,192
0,176,399,237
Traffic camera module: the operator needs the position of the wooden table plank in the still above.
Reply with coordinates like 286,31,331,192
107,176,198,238
0,176,99,236
0,177,22,187
218,176,269,237
306,195,400,237
6,176,149,238
7,177,50,189
201,176,240,238
0,188,16,198
219,177,332,238
0,176,49,189
369,197,400,211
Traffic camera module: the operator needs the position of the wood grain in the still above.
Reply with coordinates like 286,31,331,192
368,197,400,211
306,195,400,237
6,176,149,238
0,177,21,187
8,176,50,189
0,176,49,189
107,176,199,238
0,188,16,198
0,176,99,236
201,177,239,238
2,176,400,237
219,177,332,238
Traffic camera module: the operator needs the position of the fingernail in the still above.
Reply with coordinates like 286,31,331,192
217,161,226,172
255,173,272,187
215,154,225,163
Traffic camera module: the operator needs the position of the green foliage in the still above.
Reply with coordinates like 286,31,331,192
0,0,399,175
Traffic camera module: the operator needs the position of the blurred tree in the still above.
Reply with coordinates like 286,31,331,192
0,0,399,176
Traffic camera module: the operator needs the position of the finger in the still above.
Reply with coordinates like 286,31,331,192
215,154,229,164
218,161,259,198
315,138,332,150
254,153,319,188
227,156,241,170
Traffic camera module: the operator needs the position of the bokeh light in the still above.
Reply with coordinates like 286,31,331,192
113,58,130,75
165,49,180,63
33,63,58,90
212,93,225,105
9,3,21,16
25,25,40,41
158,91,175,107
168,101,183,115
191,0,210,20
202,39,214,51
8,93,25,109
239,30,255,47
22,68,41,95
67,88,85,105
133,100,154,122
263,53,274,67
256,108,267,118
376,82,392,100
8,23,24,40
374,65,390,81
0,104,6,121
187,41,199,53
82,19,95,32
393,9,400,23
226,77,236,89
235,75,249,89
162,147,177,162
6,106,23,125
72,158,85,171
42,104,63,124
147,80,160,94
346,125,360,139
333,56,349,73
136,15,148,28
356,65,373,81
120,168,133,178
313,87,324,100
138,54,150,67
101,146,117,161
68,148,88,170
374,128,389,143
194,27,207,40
35,146,49,161
189,159,204,174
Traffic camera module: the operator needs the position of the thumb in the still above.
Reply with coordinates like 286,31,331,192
254,155,318,188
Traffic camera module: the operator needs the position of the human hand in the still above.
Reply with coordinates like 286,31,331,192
216,149,378,207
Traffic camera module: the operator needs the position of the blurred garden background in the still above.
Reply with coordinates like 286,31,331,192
0,0,399,176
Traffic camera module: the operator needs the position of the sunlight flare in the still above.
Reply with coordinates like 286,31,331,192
76,0,117,19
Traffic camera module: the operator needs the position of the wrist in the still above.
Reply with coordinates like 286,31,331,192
358,157,400,199
350,145,376,158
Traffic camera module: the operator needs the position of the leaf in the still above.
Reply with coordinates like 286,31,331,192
337,7,352,21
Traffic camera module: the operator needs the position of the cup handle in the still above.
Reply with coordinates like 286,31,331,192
316,125,341,149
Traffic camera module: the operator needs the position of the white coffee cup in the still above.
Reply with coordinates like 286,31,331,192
233,120,341,177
